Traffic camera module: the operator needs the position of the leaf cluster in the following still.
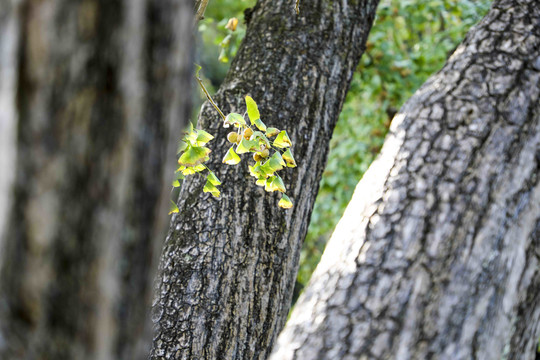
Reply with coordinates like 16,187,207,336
169,123,222,214
171,77,297,214
223,96,296,209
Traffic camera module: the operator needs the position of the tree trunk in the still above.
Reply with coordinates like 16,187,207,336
0,1,192,359
272,0,540,359
149,0,379,358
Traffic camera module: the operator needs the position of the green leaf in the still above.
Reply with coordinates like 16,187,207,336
264,176,276,191
207,171,221,185
181,167,196,175
256,177,266,186
253,118,267,132
265,127,280,137
225,113,246,127
249,161,262,178
181,164,206,175
278,194,293,209
273,130,292,148
282,148,297,168
272,175,286,192
168,200,179,215
245,95,261,125
265,175,286,193
271,151,286,167
177,141,188,154
184,122,197,143
236,138,257,154
250,131,271,148
178,146,211,166
172,172,185,187
203,180,221,198
218,48,229,63
195,64,202,78
223,146,241,165
196,129,214,144
260,158,281,176
266,155,284,172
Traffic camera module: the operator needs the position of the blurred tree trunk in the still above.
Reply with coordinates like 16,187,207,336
0,0,192,359
272,0,540,359
149,0,379,359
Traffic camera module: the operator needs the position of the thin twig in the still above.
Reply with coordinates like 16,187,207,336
195,0,209,21
195,71,227,121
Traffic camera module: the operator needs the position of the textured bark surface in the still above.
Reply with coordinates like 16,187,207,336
149,0,379,358
272,1,540,359
0,0,192,359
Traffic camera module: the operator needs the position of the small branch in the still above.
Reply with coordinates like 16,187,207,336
195,0,209,21
195,71,227,121
295,0,300,14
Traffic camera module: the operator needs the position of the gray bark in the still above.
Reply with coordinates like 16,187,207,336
149,0,379,358
272,0,540,359
0,0,192,359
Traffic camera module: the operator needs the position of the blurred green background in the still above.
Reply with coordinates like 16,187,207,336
195,0,491,293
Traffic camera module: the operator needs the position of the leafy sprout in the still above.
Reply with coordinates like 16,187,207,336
172,67,297,214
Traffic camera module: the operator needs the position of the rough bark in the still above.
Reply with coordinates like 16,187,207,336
149,0,379,358
0,0,192,359
272,0,540,359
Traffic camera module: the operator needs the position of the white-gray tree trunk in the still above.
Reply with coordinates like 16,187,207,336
0,0,192,359
272,0,540,359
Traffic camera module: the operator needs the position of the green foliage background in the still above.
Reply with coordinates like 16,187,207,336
196,0,491,289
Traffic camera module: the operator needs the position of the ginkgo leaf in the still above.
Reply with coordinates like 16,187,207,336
207,171,221,185
265,176,276,191
203,180,220,198
261,155,284,174
182,164,205,175
172,172,184,187
278,194,293,209
273,130,292,148
177,141,188,154
265,175,286,192
225,113,246,127
265,127,280,137
223,146,241,165
272,151,286,167
250,131,271,148
169,200,179,215
253,118,267,132
282,148,297,168
182,167,196,175
256,177,266,186
245,95,260,125
178,146,211,166
249,161,262,178
271,175,286,192
236,138,257,154
260,160,276,176
196,129,214,144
